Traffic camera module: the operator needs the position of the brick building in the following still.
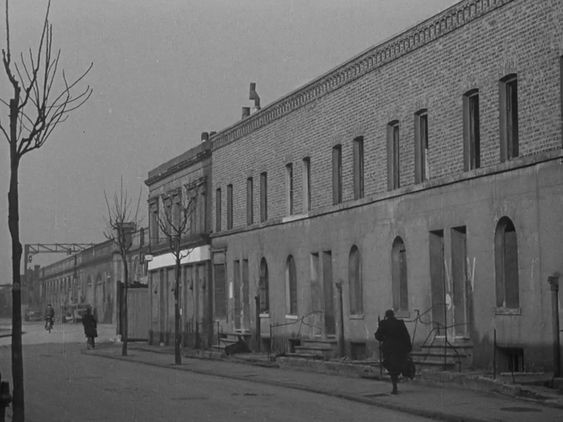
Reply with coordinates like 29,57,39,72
145,138,213,347
209,0,563,371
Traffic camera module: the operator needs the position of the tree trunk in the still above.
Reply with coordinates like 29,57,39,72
121,254,128,356
9,100,24,421
174,257,182,365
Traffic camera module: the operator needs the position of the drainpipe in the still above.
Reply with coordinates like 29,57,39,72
335,281,345,357
548,273,561,378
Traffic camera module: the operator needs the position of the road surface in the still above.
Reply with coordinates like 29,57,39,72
0,320,433,422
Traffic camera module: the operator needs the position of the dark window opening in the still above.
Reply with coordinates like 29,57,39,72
415,110,428,183
353,137,364,199
463,90,480,170
226,184,233,230
387,121,400,190
332,144,342,204
500,75,519,161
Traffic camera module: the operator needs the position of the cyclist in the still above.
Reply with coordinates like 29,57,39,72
44,303,55,332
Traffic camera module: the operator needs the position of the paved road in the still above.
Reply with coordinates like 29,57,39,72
0,321,432,422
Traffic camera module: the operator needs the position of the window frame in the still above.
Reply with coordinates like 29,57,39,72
286,162,294,216
215,188,222,232
260,172,268,222
226,184,233,230
303,157,311,212
353,137,364,200
499,74,519,162
414,110,428,183
332,144,343,205
246,177,253,226
463,89,481,170
387,121,400,190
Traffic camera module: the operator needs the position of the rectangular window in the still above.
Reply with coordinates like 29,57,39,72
149,198,159,243
246,177,253,225
415,110,428,183
213,263,226,318
226,184,233,230
463,90,481,170
500,75,518,161
353,137,364,200
215,188,221,232
286,163,294,215
332,144,342,204
303,157,311,212
387,122,400,190
260,172,268,222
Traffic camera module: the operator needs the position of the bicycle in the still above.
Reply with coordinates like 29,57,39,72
44,317,54,333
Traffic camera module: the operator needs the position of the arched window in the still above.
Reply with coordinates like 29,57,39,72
392,237,408,312
348,246,363,314
495,217,519,308
286,255,297,315
259,258,269,314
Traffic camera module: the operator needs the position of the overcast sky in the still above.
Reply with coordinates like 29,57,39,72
0,0,458,280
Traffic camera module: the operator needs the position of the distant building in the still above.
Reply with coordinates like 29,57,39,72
37,229,148,325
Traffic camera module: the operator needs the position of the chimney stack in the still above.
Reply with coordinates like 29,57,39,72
249,82,261,111
242,107,250,119
201,132,209,142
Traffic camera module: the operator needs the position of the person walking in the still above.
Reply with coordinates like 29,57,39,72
82,306,98,349
375,309,412,394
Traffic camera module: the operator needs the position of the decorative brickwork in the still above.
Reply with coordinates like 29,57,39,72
212,0,515,151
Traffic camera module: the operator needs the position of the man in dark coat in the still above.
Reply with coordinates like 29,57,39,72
82,306,98,349
375,309,412,394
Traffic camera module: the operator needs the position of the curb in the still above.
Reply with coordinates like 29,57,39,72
87,347,493,422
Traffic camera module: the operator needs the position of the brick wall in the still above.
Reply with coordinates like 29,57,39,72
211,0,563,233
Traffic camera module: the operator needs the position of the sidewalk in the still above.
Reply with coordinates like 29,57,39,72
88,342,563,422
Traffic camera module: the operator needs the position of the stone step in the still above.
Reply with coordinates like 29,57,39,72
412,349,470,358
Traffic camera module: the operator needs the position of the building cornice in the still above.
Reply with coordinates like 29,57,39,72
212,0,514,151
145,142,211,187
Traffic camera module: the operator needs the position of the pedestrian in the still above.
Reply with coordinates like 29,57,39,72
375,309,412,394
82,306,98,349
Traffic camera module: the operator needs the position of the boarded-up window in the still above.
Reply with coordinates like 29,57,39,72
392,237,408,312
495,217,519,308
348,245,363,314
286,255,297,315
213,263,226,318
259,258,269,314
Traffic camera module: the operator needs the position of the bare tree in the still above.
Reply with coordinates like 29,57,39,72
104,180,142,357
0,1,92,419
157,185,197,365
